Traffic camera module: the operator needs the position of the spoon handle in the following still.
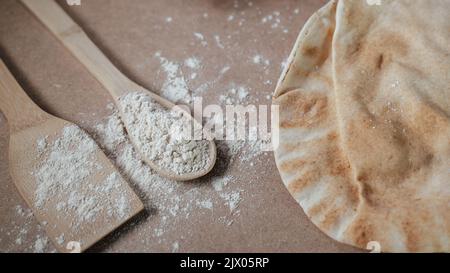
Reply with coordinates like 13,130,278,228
22,0,137,99
0,59,49,132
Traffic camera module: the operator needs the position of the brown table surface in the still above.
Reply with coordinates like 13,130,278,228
0,0,360,253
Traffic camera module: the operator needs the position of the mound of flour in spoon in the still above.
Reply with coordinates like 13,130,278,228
118,92,210,175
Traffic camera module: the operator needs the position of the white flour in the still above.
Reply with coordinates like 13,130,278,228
33,125,131,229
171,241,180,253
220,191,241,212
155,52,192,104
252,54,270,66
193,32,207,47
214,35,225,49
184,57,200,69
33,235,48,253
212,176,231,192
34,125,98,209
94,107,245,224
197,200,213,210
118,92,211,175
219,85,249,105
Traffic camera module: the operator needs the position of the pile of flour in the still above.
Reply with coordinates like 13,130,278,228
118,92,210,175
34,125,99,209
33,125,131,230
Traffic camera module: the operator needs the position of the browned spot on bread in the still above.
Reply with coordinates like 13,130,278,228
279,142,302,154
280,158,306,174
357,172,369,182
280,92,328,129
308,182,358,231
349,41,362,56
302,27,334,66
378,33,409,57
326,145,351,178
347,182,361,206
320,208,342,231
295,66,312,78
350,218,376,248
345,107,442,190
327,132,338,141
303,46,318,57
317,28,335,67
308,201,327,218
376,54,384,69
361,182,378,207
413,102,450,140
346,32,409,69
403,220,420,252
287,169,321,194
299,27,334,74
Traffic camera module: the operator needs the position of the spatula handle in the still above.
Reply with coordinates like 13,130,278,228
0,59,49,131
21,0,136,99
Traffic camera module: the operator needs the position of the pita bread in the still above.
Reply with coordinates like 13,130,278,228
273,0,450,252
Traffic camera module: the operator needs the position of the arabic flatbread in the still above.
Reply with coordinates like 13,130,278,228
273,0,450,252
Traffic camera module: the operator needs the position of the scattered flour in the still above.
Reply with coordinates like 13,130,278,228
193,32,207,47
34,125,98,209
15,237,23,246
15,205,25,217
56,234,65,246
220,66,231,75
171,241,180,253
219,85,249,105
215,85,272,162
185,57,201,70
193,65,230,95
0,203,56,253
194,32,204,40
155,52,192,104
214,35,225,49
220,191,241,212
261,11,286,30
118,92,211,175
36,137,48,155
252,55,262,64
33,125,132,230
212,175,234,192
252,55,270,66
197,200,213,210
33,235,48,253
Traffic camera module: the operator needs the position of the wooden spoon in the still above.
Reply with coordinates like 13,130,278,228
22,0,217,181
0,59,144,253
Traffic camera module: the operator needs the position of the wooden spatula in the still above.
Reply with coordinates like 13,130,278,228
0,59,144,253
22,0,217,182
